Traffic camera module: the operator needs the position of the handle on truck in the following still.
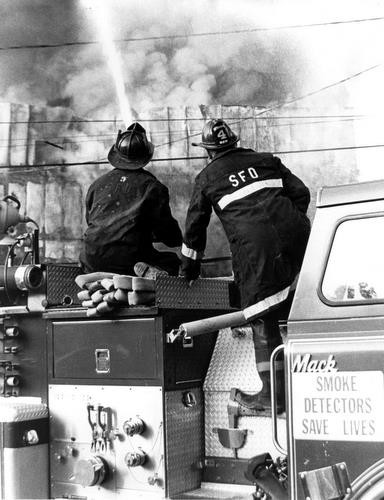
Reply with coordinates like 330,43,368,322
270,344,287,456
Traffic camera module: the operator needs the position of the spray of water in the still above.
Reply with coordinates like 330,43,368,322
81,0,133,127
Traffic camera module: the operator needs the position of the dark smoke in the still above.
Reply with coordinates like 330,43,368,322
0,0,305,119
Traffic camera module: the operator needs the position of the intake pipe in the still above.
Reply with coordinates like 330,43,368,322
0,264,44,306
179,310,247,337
245,453,288,500
178,286,291,337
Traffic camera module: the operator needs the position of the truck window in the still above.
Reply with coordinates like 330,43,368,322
322,216,384,303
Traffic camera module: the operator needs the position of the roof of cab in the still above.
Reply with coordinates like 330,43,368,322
317,179,384,207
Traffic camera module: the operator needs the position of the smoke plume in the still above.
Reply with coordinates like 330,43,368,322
0,0,306,119
1,0,384,180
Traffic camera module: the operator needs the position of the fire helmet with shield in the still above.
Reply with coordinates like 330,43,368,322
108,122,154,170
192,119,239,150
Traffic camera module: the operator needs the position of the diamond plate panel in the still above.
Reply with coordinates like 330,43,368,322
155,276,233,310
205,391,287,460
204,327,261,392
165,388,204,498
45,263,82,307
204,327,286,462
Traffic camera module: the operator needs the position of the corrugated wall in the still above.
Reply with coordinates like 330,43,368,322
0,102,358,266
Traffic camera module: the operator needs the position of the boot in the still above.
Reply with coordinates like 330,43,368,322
259,369,286,415
231,371,271,414
251,370,272,413
231,371,285,415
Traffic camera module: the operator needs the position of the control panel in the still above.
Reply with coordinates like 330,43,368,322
0,322,21,396
49,385,165,499
0,315,48,400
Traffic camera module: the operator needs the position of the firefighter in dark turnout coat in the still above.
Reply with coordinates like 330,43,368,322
80,122,182,276
181,119,310,412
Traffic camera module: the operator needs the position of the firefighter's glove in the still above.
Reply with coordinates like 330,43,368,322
180,257,201,285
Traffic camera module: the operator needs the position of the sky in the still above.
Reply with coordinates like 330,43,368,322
1,0,384,179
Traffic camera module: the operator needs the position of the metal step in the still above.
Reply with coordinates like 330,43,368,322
175,482,255,499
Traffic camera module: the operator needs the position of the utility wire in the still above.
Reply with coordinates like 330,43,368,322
2,143,384,171
157,62,384,148
0,114,371,125
0,65,380,149
254,64,383,118
0,63,380,150
0,116,369,148
276,144,384,155
0,16,383,51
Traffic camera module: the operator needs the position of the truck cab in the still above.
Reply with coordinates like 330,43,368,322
286,179,384,499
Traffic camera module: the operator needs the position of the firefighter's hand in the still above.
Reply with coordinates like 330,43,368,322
180,258,200,285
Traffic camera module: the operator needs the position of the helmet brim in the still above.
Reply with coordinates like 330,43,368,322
108,142,154,170
191,137,239,150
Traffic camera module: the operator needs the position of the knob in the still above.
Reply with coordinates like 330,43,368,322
23,429,39,445
74,456,108,487
124,450,147,467
182,391,197,408
6,376,19,386
123,417,145,436
148,473,160,486
5,327,19,337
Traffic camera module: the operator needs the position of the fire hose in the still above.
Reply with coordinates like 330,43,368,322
177,286,291,338
179,310,247,337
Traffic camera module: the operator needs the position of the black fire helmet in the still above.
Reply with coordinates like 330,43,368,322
192,119,239,150
108,122,155,170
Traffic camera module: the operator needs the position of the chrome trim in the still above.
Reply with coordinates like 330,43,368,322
270,344,287,456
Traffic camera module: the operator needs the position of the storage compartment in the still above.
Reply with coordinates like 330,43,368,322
51,318,161,380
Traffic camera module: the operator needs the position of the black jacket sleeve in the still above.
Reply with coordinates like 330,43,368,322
275,157,310,213
181,178,212,280
148,182,182,248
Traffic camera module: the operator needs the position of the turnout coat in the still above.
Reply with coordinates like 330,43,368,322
80,168,182,275
181,147,311,312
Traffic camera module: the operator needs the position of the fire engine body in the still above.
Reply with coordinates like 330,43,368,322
1,179,384,499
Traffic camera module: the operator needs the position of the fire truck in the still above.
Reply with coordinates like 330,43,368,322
0,179,384,500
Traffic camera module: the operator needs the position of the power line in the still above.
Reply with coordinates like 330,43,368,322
0,114,372,125
0,65,380,149
0,17,383,51
0,116,369,149
157,62,383,148
1,143,384,171
254,64,383,118
0,112,372,149
275,144,384,155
